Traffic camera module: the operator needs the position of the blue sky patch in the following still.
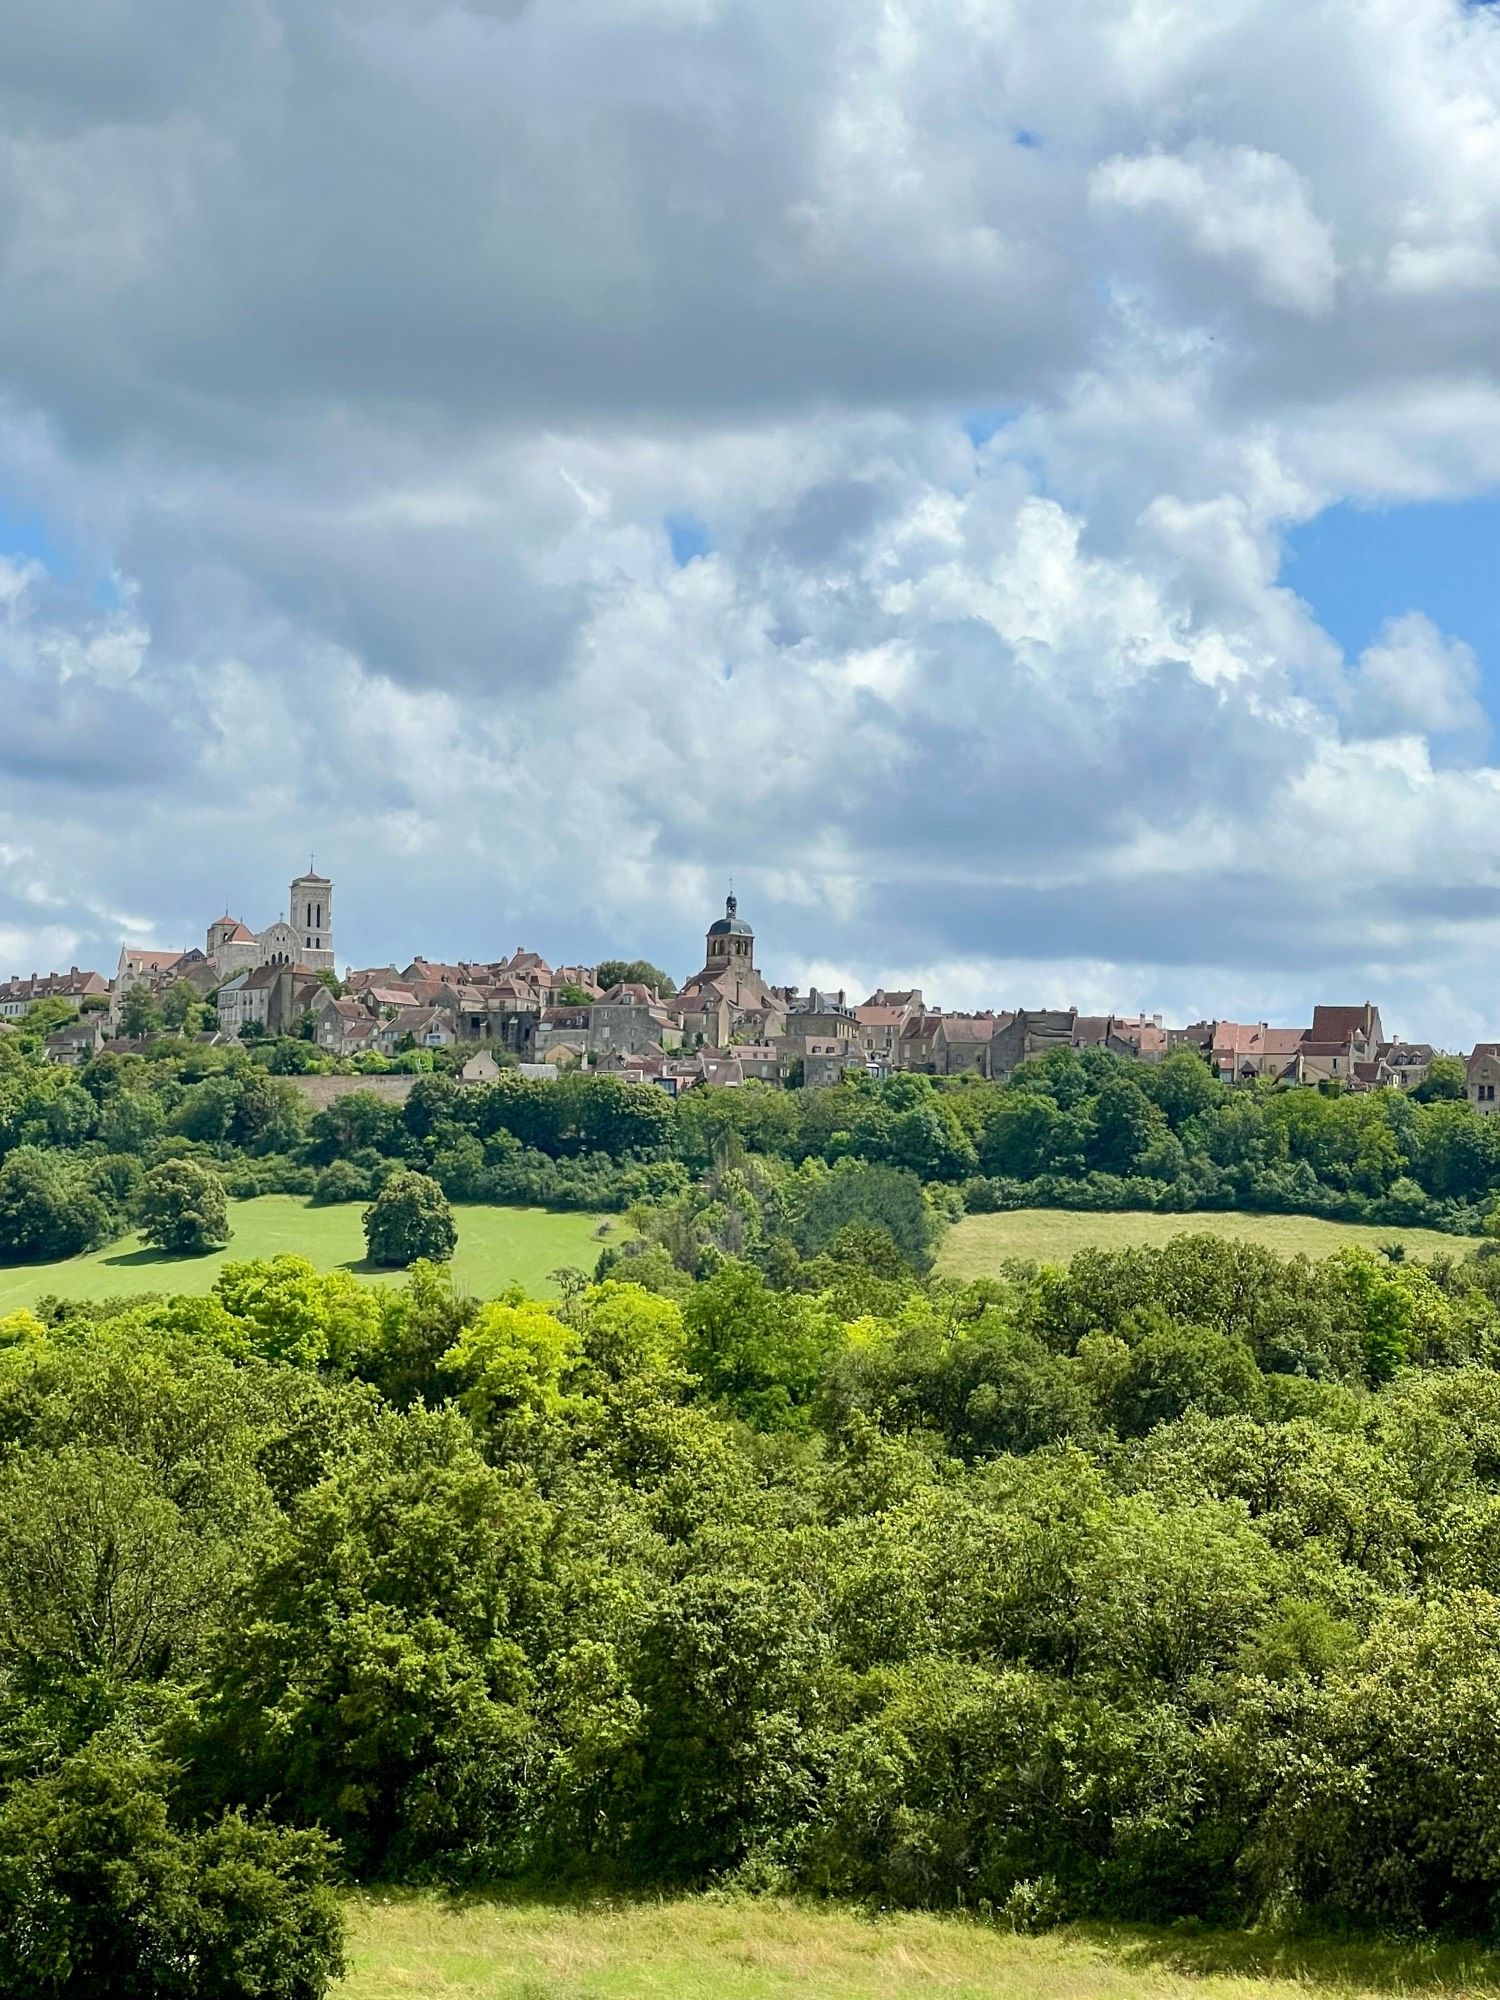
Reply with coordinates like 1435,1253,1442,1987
1285,494,1500,687
666,512,712,566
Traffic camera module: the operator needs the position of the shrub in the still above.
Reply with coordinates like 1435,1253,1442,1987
0,1742,344,1999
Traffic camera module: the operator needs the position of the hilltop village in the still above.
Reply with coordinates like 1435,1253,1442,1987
0,864,1487,1106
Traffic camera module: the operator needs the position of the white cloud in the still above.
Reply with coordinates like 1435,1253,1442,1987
1091,142,1339,316
3,0,1500,1037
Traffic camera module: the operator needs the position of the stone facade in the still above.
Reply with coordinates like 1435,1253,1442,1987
206,869,336,979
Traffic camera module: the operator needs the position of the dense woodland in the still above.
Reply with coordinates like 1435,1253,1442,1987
0,1008,1497,1267
11,1226,1500,1992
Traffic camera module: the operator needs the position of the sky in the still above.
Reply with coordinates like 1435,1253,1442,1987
4,0,1500,1044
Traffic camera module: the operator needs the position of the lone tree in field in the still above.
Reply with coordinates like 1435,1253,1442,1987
136,1160,231,1255
362,1170,457,1268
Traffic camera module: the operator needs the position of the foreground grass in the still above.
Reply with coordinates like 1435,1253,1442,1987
337,1894,1500,1999
939,1207,1473,1279
0,1195,611,1310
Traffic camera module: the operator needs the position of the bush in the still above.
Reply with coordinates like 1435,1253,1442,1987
0,1742,344,1999
136,1160,232,1255
0,1148,113,1262
362,1170,456,1268
311,1159,376,1205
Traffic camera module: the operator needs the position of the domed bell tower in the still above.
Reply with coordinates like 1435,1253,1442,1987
705,891,754,974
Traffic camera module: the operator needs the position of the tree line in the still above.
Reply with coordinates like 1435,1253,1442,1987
1,1027,1497,1269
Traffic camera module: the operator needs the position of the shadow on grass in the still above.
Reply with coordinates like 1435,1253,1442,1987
97,1245,222,1269
1071,1919,1500,1994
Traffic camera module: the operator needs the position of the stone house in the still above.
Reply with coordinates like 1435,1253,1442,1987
0,967,108,1018
460,1049,503,1084
217,963,323,1038
987,1008,1173,1081
1467,1044,1500,1115
1380,1043,1436,1091
588,983,680,1057
800,1039,866,1088
1209,1022,1307,1085
373,1007,454,1054
114,946,188,1015
855,989,924,1065
932,1012,1000,1075
534,1003,592,1059
42,1017,107,1064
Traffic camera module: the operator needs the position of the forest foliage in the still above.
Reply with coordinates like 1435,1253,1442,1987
13,1221,1500,1988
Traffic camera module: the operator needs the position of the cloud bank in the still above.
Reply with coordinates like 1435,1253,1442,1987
4,0,1500,1040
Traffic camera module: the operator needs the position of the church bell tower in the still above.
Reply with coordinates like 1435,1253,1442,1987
289,864,335,972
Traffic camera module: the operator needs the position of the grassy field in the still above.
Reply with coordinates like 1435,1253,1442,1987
0,1196,612,1311
938,1207,1475,1280
337,1894,1500,1999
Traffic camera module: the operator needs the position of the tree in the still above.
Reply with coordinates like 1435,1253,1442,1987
794,1159,934,1271
120,987,165,1039
0,1742,344,2000
1090,1076,1167,1176
1108,1319,1265,1436
683,1260,842,1428
162,979,208,1033
0,1147,110,1261
557,981,593,1006
362,1169,456,1267
596,958,678,998
0,1443,234,1680
1411,1054,1467,1103
137,1160,232,1255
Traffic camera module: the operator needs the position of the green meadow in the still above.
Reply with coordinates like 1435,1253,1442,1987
337,1894,1500,2000
938,1206,1475,1278
0,1195,611,1311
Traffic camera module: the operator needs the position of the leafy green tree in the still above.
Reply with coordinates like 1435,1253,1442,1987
197,1415,553,1876
684,1260,842,1428
306,1090,402,1163
595,958,678,997
161,979,209,1033
211,1255,383,1370
445,1298,589,1441
362,1169,456,1267
0,1443,237,1680
1108,1318,1265,1436
1411,1054,1467,1103
978,1092,1065,1179
120,987,165,1039
96,1089,165,1156
1090,1076,1168,1176
137,1160,231,1255
0,1742,344,2000
1141,1047,1220,1126
0,1147,111,1261
793,1159,934,1271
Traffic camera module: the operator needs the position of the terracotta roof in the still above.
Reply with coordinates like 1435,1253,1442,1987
1308,1004,1380,1043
